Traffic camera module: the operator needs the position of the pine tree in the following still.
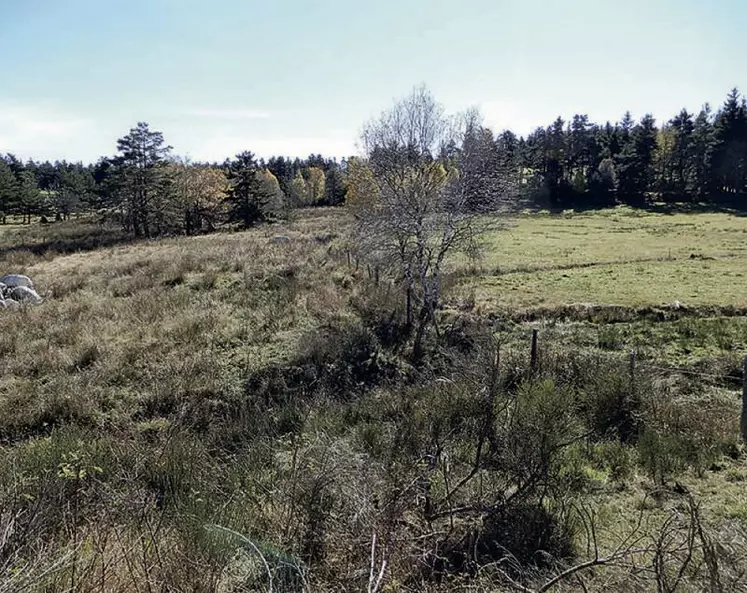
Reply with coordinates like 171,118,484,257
668,109,696,196
266,156,294,199
225,151,273,228
16,170,43,223
545,117,568,207
711,89,747,194
112,122,172,236
617,114,657,204
567,114,597,194
691,105,715,197
460,119,501,211
495,130,522,190
323,166,347,205
597,122,621,161
0,159,18,223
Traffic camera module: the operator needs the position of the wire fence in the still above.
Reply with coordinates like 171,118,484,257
525,327,747,441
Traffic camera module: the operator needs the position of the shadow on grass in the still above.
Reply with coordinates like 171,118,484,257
0,221,139,258
641,195,747,216
521,192,747,216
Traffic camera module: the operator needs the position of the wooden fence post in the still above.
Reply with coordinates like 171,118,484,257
741,356,747,442
530,329,538,371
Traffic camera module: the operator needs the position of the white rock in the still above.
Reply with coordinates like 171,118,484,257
0,298,20,310
0,274,34,290
9,286,42,305
269,235,292,244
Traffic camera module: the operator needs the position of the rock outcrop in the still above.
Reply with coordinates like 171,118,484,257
0,274,34,290
0,275,43,308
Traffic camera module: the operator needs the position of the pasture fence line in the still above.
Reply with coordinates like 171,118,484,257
524,329,747,443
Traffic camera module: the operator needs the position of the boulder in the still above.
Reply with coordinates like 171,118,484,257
8,286,42,305
0,298,20,310
0,274,34,290
269,235,292,245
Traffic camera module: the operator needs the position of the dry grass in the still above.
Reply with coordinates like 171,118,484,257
1,207,747,592
0,210,354,439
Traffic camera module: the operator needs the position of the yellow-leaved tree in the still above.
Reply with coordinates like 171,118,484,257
290,170,310,206
169,160,229,234
344,157,381,216
258,169,286,215
307,166,326,205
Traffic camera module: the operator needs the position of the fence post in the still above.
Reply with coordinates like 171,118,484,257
629,350,636,398
741,356,747,442
530,329,538,371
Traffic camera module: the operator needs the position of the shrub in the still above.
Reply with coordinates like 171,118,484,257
580,363,641,442
638,426,689,485
350,282,411,348
294,319,392,396
478,502,576,569
641,389,740,478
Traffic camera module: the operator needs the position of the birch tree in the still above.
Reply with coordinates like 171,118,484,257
355,85,514,358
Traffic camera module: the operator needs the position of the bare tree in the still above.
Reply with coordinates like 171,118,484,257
354,85,516,358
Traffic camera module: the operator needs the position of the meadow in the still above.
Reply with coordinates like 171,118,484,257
457,208,747,368
473,207,747,308
1,206,747,592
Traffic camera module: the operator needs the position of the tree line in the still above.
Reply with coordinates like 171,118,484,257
0,124,349,236
0,87,745,235
518,87,747,209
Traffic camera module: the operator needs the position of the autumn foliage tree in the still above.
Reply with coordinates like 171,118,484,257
257,169,286,213
169,160,229,234
306,166,326,205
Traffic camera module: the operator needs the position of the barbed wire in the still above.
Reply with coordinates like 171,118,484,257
638,363,740,382
534,341,744,384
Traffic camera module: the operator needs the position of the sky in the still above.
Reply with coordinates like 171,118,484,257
0,0,744,163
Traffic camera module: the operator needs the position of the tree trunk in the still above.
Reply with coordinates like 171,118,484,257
412,306,430,361
405,286,413,327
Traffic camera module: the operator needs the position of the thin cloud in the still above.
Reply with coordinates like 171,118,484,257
182,108,271,120
0,103,94,159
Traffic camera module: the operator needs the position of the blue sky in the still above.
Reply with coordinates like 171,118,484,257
0,0,744,163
